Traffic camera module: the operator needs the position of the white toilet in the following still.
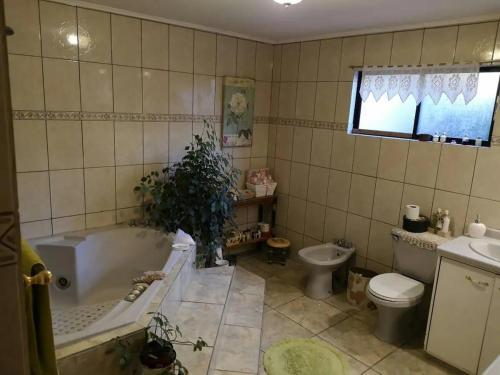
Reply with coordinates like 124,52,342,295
299,243,355,299
366,231,438,344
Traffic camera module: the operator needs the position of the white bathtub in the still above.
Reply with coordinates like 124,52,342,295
31,226,187,348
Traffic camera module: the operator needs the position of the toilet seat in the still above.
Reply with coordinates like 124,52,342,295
368,273,424,306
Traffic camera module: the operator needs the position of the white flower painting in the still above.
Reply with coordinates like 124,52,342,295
222,77,255,147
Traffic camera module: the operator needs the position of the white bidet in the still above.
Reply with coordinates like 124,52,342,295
298,243,355,299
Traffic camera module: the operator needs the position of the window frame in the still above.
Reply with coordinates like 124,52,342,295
351,66,500,147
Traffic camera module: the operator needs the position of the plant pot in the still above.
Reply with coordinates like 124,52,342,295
140,341,176,370
195,243,207,269
141,365,175,375
195,242,219,268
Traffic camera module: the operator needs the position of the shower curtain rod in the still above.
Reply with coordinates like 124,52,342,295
350,59,500,70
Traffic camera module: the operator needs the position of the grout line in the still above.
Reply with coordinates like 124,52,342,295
452,24,460,64
37,0,54,235
6,52,279,81
418,29,426,65
74,4,88,225
388,32,396,66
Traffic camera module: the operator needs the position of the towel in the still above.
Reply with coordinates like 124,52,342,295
21,240,58,375
171,229,195,250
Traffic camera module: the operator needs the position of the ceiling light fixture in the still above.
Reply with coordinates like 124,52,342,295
274,0,302,7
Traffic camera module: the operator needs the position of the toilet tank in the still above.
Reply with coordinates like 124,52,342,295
392,233,437,284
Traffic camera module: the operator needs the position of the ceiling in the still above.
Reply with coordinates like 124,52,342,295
78,0,500,43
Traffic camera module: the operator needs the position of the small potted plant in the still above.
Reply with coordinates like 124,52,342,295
113,312,207,375
135,121,239,267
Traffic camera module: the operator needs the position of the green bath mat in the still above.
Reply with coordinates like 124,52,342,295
264,338,348,375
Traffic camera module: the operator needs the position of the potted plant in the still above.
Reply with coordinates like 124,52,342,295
113,312,207,375
135,121,239,267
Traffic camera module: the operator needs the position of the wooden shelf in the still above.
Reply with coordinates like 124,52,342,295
225,232,273,249
234,195,277,208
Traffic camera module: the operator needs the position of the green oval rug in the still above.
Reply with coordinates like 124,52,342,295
264,338,348,375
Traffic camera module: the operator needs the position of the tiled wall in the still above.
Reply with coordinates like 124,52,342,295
267,21,500,273
6,0,273,239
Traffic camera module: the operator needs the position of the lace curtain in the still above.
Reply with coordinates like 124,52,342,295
359,64,480,104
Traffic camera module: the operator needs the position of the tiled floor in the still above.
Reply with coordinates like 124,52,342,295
171,265,265,375
238,251,466,375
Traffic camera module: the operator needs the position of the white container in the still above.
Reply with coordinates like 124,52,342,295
246,183,266,197
266,182,277,196
246,182,277,197
469,216,487,238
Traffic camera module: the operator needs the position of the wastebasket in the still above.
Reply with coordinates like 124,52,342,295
347,267,377,307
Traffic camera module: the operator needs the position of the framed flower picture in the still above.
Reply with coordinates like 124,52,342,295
222,77,255,147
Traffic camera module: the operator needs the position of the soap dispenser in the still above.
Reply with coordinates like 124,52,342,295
468,215,486,238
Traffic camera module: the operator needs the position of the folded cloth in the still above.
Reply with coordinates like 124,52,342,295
21,240,58,375
391,228,449,251
172,229,195,250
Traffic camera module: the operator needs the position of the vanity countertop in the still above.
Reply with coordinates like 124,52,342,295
437,235,500,275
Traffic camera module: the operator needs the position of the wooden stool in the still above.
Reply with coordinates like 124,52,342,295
266,237,290,265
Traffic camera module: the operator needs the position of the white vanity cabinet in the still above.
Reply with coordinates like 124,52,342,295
479,276,500,374
425,257,496,374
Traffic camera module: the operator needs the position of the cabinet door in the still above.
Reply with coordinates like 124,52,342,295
426,258,494,374
479,277,500,374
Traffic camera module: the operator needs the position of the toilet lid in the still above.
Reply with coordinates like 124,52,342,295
368,273,424,303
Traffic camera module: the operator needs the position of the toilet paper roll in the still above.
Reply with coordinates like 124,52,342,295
405,205,420,220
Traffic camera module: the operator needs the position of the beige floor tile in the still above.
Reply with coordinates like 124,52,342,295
264,277,303,308
213,325,261,373
238,258,273,279
373,347,465,375
238,253,285,277
224,292,264,329
174,344,213,375
363,370,381,375
174,302,224,346
342,352,370,375
274,262,309,290
182,271,232,304
231,266,265,296
353,305,378,329
211,371,256,375
261,310,313,351
277,295,348,334
325,292,362,315
248,251,294,275
319,318,397,366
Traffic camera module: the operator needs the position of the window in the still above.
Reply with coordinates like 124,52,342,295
351,67,500,146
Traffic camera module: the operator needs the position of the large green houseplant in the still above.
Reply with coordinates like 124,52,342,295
135,121,239,267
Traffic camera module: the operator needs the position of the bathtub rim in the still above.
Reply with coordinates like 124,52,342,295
55,245,193,359
27,224,195,360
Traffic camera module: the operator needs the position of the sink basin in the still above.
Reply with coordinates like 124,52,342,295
470,240,500,262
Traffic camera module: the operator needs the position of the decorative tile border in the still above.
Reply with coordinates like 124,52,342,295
12,110,220,123
13,111,273,124
269,116,347,130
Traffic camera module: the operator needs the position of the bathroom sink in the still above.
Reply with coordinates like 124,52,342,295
470,240,500,263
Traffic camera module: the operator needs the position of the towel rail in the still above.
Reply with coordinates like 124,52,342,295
23,269,52,287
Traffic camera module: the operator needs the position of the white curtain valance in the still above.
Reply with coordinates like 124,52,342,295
359,64,480,105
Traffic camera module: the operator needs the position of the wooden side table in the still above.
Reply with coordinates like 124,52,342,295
266,237,290,265
224,195,277,252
